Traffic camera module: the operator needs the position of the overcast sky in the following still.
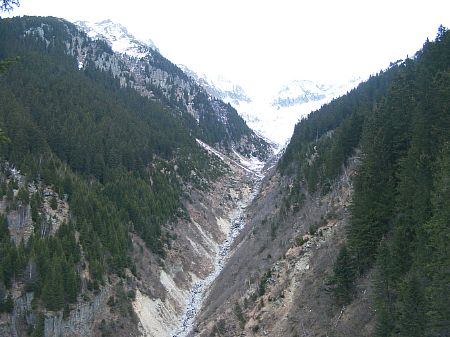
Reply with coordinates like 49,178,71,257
5,0,450,92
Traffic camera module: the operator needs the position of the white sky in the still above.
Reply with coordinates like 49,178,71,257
5,0,450,92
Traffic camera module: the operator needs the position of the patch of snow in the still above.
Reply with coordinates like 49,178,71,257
196,139,264,178
195,139,225,161
232,148,265,173
179,66,251,105
75,19,158,59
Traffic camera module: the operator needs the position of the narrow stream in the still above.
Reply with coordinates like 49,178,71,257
172,174,263,337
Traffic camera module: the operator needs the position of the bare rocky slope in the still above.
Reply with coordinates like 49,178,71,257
130,146,265,337
191,155,376,337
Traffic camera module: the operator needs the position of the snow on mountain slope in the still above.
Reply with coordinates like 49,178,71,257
255,78,363,147
75,19,158,59
179,65,251,105
73,19,272,160
190,73,362,150
76,20,360,151
272,79,328,108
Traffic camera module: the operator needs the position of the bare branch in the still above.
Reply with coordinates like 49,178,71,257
0,0,20,12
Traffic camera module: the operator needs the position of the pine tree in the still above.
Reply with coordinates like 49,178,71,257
421,144,450,336
42,258,64,311
348,107,396,273
330,245,355,305
374,240,396,337
397,269,425,337
31,313,45,337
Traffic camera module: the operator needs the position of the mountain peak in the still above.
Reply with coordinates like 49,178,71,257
74,19,159,58
272,77,362,108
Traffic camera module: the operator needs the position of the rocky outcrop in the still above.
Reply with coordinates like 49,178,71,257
7,204,33,244
11,292,34,337
44,286,111,337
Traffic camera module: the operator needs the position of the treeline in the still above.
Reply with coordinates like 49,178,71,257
281,27,450,336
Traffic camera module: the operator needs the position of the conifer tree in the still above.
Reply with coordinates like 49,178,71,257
374,240,396,337
42,258,64,311
397,269,425,337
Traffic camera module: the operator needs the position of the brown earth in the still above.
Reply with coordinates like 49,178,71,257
192,156,376,337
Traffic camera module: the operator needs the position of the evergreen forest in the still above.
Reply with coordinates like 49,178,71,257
0,16,228,315
0,10,449,337
280,26,450,336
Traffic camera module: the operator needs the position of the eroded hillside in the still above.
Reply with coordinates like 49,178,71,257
0,15,449,337
191,26,450,337
191,154,376,337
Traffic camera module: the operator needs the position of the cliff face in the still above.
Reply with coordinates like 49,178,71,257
43,286,111,337
6,205,32,245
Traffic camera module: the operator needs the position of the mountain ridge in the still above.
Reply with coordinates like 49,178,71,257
0,16,270,337
75,19,160,58
69,18,271,160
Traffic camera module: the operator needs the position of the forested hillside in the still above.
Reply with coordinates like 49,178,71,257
1,12,449,337
0,15,245,330
280,26,450,336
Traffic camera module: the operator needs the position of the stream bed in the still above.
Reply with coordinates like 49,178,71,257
172,175,263,337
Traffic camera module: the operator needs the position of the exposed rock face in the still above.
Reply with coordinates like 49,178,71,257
7,204,33,244
132,149,264,337
10,292,34,337
192,156,375,337
5,281,134,337
0,165,104,337
44,286,110,337
23,18,270,159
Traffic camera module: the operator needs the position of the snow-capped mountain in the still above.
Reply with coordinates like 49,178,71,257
71,19,271,159
272,80,328,108
179,65,251,105
76,20,359,151
190,72,362,150
75,19,158,59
